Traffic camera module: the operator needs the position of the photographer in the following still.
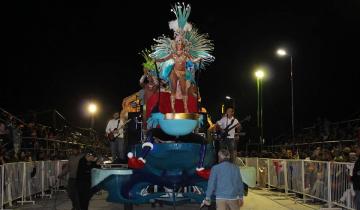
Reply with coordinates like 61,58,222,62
76,150,101,210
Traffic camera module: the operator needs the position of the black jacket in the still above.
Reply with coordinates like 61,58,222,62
76,156,99,189
352,157,360,190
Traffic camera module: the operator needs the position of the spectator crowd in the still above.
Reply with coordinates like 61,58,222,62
242,116,360,163
0,109,108,164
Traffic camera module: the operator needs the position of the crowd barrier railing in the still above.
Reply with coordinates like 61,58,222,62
21,137,108,155
0,160,68,210
240,157,356,210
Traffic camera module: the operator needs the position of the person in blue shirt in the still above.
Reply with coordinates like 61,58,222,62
202,149,244,210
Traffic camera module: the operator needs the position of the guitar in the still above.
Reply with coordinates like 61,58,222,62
217,115,251,140
107,119,131,141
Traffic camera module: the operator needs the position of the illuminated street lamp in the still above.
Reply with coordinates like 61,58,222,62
255,70,265,79
276,49,287,56
254,69,265,144
276,48,295,142
225,96,236,111
88,103,97,114
87,103,97,129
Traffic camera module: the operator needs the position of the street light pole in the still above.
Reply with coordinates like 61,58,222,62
277,49,295,142
257,78,260,129
255,70,265,145
260,78,263,141
290,55,295,143
88,103,97,129
90,115,95,129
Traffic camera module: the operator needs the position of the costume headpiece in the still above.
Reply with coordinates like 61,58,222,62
140,49,156,72
169,2,192,35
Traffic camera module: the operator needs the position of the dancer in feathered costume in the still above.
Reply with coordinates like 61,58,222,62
128,3,214,179
150,2,214,113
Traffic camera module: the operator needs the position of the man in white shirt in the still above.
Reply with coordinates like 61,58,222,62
105,112,125,163
216,107,241,162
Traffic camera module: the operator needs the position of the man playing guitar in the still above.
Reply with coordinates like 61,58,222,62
216,107,241,162
105,111,129,163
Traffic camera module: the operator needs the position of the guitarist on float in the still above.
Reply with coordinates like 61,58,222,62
105,111,127,163
216,107,241,162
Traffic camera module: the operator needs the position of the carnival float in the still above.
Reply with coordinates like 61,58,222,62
91,3,255,208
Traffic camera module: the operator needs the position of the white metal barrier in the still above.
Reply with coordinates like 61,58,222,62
330,162,356,209
268,159,287,191
286,159,303,194
303,161,329,203
0,160,68,210
244,157,259,185
56,160,69,190
42,161,57,198
241,157,357,210
4,163,23,206
258,158,269,188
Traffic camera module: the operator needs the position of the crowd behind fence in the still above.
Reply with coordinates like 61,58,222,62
243,139,359,164
0,108,109,163
240,157,357,210
0,160,68,209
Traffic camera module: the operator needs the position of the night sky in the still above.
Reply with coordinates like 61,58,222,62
2,0,360,141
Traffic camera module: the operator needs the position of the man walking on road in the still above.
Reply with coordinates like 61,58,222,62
202,149,244,210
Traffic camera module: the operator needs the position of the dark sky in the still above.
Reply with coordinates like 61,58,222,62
2,0,360,141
